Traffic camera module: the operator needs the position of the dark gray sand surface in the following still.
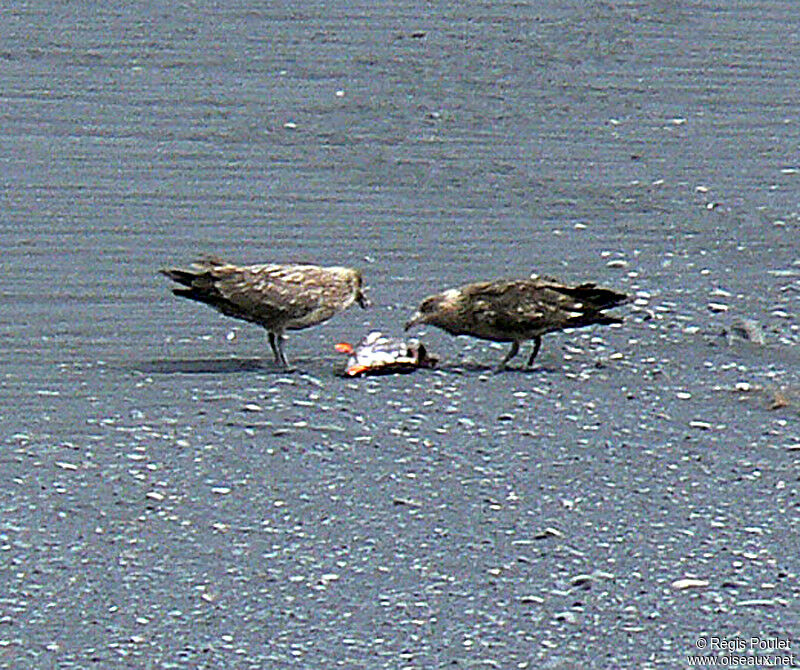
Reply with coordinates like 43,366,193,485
2,2,799,668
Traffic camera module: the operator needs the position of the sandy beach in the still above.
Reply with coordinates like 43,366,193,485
2,2,798,667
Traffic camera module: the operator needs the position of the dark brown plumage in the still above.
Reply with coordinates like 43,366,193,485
405,275,629,369
160,258,368,367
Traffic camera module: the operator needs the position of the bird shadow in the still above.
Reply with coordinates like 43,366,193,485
128,357,287,375
434,361,559,375
126,358,558,377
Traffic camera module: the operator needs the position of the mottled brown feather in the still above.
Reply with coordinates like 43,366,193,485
458,279,626,340
160,258,368,365
406,276,628,368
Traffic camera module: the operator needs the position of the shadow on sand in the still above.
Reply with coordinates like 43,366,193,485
129,358,279,375
126,358,558,377
433,361,558,375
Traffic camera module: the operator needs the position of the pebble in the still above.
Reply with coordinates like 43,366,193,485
743,526,763,535
689,420,713,430
729,319,766,345
736,599,778,607
671,578,709,590
520,594,544,604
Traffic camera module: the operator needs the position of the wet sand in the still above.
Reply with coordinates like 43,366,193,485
2,2,799,667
